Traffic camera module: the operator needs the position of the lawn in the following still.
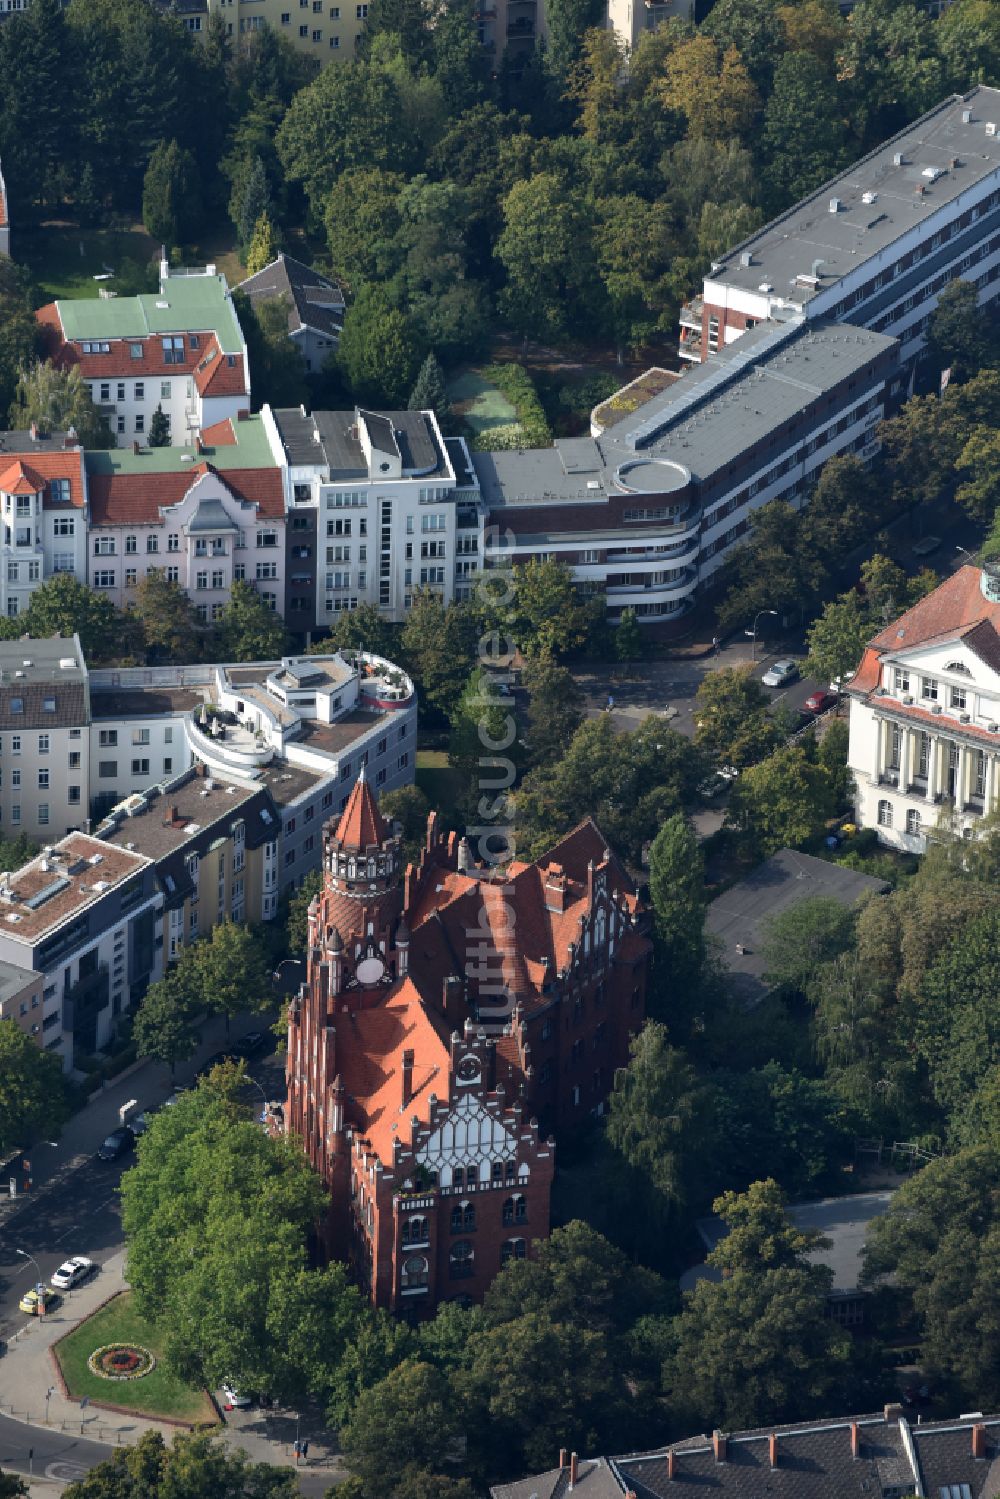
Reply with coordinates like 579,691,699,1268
18,225,161,302
447,370,518,438
54,1291,217,1424
416,749,463,816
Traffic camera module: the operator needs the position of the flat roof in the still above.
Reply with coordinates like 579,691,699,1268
0,430,81,454
97,772,265,861
473,320,897,507
686,1190,896,1296
251,761,329,807
710,86,1000,304
0,833,150,944
90,686,203,719
274,407,451,481
0,635,86,682
706,849,890,1007
0,636,88,729
0,956,40,1002
84,413,275,477
298,711,386,756
56,272,243,353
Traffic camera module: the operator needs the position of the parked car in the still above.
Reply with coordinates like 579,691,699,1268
232,1031,267,1059
761,659,799,688
19,1287,59,1316
221,1383,252,1409
97,1127,133,1162
50,1256,96,1291
199,1051,238,1077
804,690,837,715
697,772,729,800
128,1111,149,1137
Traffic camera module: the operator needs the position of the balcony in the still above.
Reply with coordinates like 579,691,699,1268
605,566,698,606
186,705,274,769
678,297,703,331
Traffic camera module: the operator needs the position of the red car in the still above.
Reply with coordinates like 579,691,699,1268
804,690,837,715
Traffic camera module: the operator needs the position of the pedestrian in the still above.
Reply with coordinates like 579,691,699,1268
606,694,615,712
712,636,720,655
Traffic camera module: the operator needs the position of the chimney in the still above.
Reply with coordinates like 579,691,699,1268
457,836,473,874
132,439,141,455
544,863,567,914
884,1403,904,1422
559,1448,568,1470
851,1421,861,1459
569,1452,578,1488
769,1434,779,1470
237,408,249,421
972,1423,987,1459
169,804,180,824
666,1450,676,1481
443,975,464,1025
713,1431,727,1463
401,1048,414,1107
29,421,38,442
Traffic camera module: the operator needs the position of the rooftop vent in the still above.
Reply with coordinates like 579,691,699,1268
963,108,972,124
893,152,905,166
59,657,75,670
987,122,998,137
922,165,942,181
829,197,840,213
862,191,878,205
739,251,753,268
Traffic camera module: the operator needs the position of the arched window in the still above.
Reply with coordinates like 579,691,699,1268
402,1215,427,1245
451,1201,475,1233
877,800,893,828
502,1194,527,1226
501,1238,526,1266
905,808,922,836
401,1255,428,1290
449,1240,474,1279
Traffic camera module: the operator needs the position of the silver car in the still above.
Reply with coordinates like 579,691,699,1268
761,659,798,688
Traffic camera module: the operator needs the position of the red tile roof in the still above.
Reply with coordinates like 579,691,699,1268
199,417,237,447
87,463,283,525
334,770,386,850
870,565,1000,652
192,339,247,398
35,312,246,387
0,451,86,511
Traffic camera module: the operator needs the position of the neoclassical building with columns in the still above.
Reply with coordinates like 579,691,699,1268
847,563,1000,850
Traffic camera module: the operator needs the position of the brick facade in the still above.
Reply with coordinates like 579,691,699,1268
285,774,650,1315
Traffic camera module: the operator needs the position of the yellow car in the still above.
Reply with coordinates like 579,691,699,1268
19,1287,59,1316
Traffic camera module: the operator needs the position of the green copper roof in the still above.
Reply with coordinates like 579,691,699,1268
56,274,243,355
84,414,278,475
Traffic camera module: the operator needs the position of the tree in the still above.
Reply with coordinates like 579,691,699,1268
0,1018,70,1154
400,590,479,719
231,154,273,251
323,168,406,289
9,362,111,448
232,292,308,413
285,868,322,958
131,569,203,664
276,58,411,211
214,579,288,663
925,277,998,381
22,574,119,663
694,665,782,770
521,655,584,768
63,1428,300,1499
726,741,836,856
614,608,643,664
340,1361,462,1495
863,1148,1000,1403
0,1474,28,1499
804,590,872,688
762,895,859,997
307,602,402,661
132,972,200,1079
408,351,447,413
246,212,281,275
148,403,171,448
659,38,760,143
337,284,422,407
194,921,272,1032
760,50,847,211
543,0,604,87
663,1179,853,1430
647,815,706,990
499,559,592,660
380,784,431,862
142,138,202,247
0,260,40,419
448,666,522,818
496,173,598,341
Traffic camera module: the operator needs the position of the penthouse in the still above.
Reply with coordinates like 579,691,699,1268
683,85,1000,365
475,320,899,623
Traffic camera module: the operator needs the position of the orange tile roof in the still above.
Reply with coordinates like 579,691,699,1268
334,769,386,850
0,451,86,511
338,977,451,1164
35,314,247,388
0,459,47,495
193,339,247,398
199,417,237,447
87,463,283,525
870,565,1000,653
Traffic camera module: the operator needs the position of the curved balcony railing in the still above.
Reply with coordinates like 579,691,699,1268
605,566,699,605
185,710,274,769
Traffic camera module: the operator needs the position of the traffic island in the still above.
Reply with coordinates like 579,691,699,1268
52,1292,217,1426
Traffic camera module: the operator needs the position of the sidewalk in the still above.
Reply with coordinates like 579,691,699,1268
0,1248,343,1479
1,1010,278,1229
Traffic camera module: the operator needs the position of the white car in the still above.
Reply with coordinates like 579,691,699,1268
221,1383,252,1409
761,659,799,688
50,1256,95,1290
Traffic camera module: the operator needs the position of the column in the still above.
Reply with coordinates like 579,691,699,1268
956,744,969,807
899,727,912,790
928,736,941,800
986,754,997,815
875,717,887,779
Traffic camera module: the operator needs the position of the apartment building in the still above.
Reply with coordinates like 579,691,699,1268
37,260,250,448
0,636,91,841
96,764,281,958
0,158,9,258
493,1409,1000,1499
237,255,344,372
847,563,1000,851
83,414,286,619
0,959,44,1046
606,0,692,57
473,319,899,624
0,832,161,1067
680,86,1000,366
268,405,482,628
0,429,89,620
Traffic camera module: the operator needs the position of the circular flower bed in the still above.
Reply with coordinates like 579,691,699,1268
87,1342,156,1381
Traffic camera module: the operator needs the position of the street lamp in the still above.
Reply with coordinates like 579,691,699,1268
745,609,778,664
16,1248,44,1317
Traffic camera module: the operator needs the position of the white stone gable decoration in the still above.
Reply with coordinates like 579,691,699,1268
415,1091,515,1183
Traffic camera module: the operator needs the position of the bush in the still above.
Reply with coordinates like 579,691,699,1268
481,363,552,448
